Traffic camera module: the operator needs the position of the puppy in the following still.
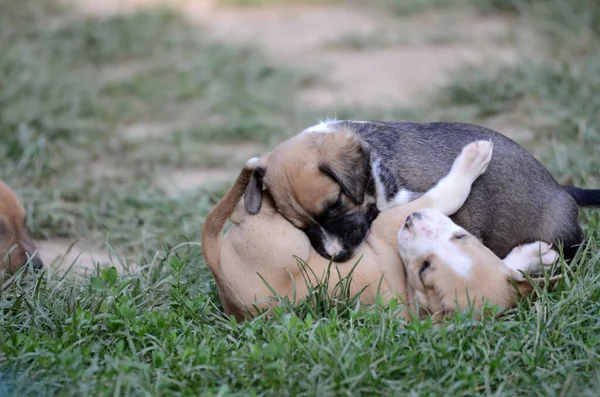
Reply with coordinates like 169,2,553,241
0,181,43,273
398,208,559,320
203,141,557,321
244,120,600,262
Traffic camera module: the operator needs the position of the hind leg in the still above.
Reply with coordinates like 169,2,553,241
503,242,559,275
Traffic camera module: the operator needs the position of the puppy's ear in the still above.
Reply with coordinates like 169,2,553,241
318,138,372,205
244,155,269,215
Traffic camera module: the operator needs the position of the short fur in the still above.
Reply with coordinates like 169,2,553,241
398,208,560,320
204,142,555,321
245,120,599,262
0,181,43,274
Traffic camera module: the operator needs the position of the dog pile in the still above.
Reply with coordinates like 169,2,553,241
3,120,598,322
202,120,600,321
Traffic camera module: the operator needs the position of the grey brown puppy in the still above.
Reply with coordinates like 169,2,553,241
244,120,600,262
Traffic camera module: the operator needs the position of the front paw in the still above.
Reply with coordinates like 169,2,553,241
452,140,494,182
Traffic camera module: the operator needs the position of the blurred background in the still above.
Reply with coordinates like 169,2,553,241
1,0,599,272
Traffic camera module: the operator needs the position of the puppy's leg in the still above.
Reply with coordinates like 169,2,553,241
375,141,492,240
503,242,559,275
424,140,493,215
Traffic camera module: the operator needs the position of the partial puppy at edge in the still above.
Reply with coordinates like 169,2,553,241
0,180,43,275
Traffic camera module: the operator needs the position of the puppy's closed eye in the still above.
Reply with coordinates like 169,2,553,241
324,191,344,215
453,233,466,240
419,260,430,281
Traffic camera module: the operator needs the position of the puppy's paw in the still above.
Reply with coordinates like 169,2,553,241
453,140,494,181
504,241,558,274
538,242,560,268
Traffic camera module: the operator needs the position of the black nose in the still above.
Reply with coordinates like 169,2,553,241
409,211,422,220
330,249,352,263
31,256,43,270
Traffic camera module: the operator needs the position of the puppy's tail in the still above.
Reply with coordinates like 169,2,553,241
202,166,254,277
563,185,600,208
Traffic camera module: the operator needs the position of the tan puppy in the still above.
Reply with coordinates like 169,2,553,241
0,181,43,273
203,141,557,321
398,208,559,320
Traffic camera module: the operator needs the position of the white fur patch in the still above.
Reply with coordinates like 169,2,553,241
245,157,260,169
503,242,558,274
302,118,340,134
371,159,388,210
397,209,473,279
372,158,417,210
323,234,343,258
392,189,416,206
442,247,473,278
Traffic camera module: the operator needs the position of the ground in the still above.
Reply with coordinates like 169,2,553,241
37,0,540,269
1,0,600,395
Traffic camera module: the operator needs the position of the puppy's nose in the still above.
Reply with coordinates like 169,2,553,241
409,211,423,220
331,249,351,262
405,212,422,229
30,256,43,270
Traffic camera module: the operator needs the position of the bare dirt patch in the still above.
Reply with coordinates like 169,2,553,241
155,168,238,197
37,237,131,273
64,0,535,107
299,44,518,107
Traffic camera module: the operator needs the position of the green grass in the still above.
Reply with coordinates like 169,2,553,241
0,2,305,258
1,0,600,395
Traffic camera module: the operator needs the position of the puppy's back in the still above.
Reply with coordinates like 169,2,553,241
345,121,581,258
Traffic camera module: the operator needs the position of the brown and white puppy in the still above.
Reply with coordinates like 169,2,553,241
244,120,600,262
0,181,43,274
398,208,559,320
203,141,557,321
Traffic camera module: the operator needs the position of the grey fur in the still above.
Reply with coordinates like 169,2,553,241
336,120,588,259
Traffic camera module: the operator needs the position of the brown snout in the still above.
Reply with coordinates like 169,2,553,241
1,230,44,272
21,233,44,270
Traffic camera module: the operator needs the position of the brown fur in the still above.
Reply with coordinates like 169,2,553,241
244,120,593,263
403,229,560,320
246,128,373,228
203,143,554,321
0,181,42,273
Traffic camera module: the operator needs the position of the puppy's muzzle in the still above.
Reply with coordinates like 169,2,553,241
307,204,379,263
30,256,44,270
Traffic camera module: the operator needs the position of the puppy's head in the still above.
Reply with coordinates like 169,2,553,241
0,181,43,272
244,126,378,262
398,208,554,319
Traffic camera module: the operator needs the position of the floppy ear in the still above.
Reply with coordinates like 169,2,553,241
511,274,563,298
318,138,372,205
244,155,269,215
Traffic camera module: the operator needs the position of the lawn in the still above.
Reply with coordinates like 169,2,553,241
1,0,599,395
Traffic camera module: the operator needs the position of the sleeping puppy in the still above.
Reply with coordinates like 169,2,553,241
244,120,600,262
398,208,559,320
203,141,558,321
0,181,43,273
